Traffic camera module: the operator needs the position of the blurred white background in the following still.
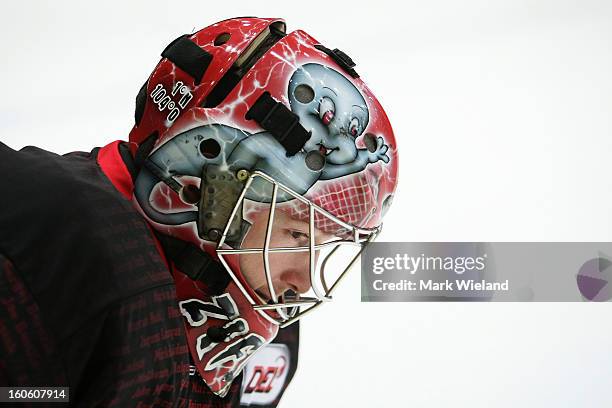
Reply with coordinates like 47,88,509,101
1,1,611,406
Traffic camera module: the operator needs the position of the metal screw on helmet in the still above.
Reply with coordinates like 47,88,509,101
208,229,222,241
236,169,250,181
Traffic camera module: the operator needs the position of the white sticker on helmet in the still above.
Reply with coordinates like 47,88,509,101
240,343,290,406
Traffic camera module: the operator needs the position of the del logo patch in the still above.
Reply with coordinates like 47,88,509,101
240,344,290,406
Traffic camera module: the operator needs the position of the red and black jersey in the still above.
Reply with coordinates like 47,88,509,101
0,140,298,407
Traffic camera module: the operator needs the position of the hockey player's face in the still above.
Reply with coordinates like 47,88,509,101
239,209,332,302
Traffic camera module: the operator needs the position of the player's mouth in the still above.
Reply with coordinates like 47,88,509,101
255,288,271,303
318,144,338,156
256,287,298,304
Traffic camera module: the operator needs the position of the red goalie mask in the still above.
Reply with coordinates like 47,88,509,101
128,17,399,397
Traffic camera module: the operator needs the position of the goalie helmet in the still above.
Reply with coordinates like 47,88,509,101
129,17,398,396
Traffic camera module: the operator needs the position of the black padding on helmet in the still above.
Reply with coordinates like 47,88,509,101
154,231,230,295
134,81,148,126
314,45,359,78
134,131,158,174
161,34,212,84
118,142,139,182
201,23,285,108
245,91,311,156
144,159,183,193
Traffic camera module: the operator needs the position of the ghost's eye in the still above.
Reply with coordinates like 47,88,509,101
349,117,361,137
318,97,335,125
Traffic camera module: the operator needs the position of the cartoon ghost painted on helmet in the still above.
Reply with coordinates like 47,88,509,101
289,63,389,172
134,63,390,226
227,63,389,197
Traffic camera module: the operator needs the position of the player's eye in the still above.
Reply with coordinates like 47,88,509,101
289,229,309,243
349,117,360,137
318,97,335,125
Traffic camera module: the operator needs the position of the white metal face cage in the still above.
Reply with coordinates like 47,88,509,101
216,171,380,327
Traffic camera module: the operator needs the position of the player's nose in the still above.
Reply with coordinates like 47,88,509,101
287,253,313,294
292,270,311,294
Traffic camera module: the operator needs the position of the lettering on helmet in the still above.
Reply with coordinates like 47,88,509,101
149,81,194,123
205,333,265,371
179,293,267,376
178,293,238,327
196,317,250,359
